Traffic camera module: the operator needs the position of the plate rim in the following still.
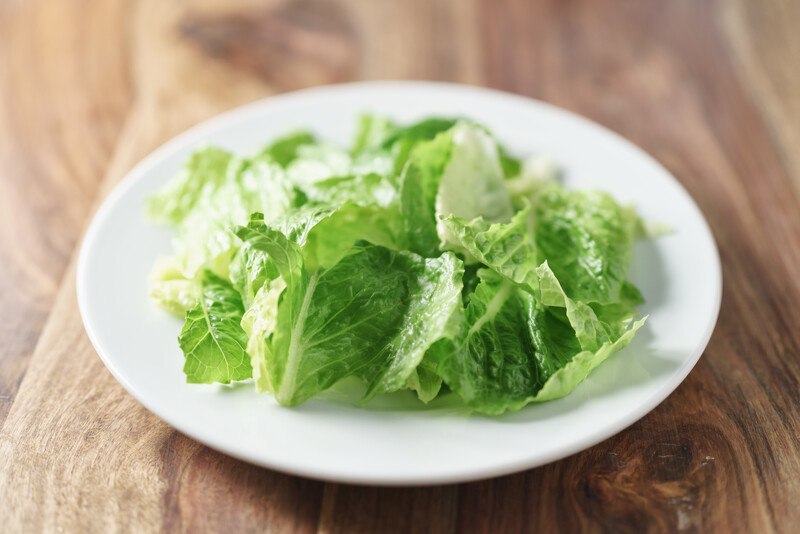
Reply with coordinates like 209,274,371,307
76,80,722,485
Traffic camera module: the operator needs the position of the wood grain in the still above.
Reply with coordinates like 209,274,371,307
1,0,799,532
0,0,132,426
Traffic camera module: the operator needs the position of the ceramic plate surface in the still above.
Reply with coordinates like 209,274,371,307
78,81,721,485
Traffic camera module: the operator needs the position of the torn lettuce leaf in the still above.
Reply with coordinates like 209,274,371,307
399,122,514,257
235,221,463,405
243,200,405,273
179,270,252,384
286,142,394,192
241,276,286,393
532,263,645,397
148,256,199,316
228,242,277,310
442,205,537,287
147,147,233,226
352,114,398,156
426,270,538,414
444,183,641,306
146,151,297,315
428,264,644,414
399,129,454,257
533,186,639,303
382,117,458,172
434,122,514,251
302,173,398,208
258,131,316,167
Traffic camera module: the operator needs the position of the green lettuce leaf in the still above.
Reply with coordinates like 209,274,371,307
445,183,640,304
352,114,397,156
382,117,458,172
442,205,537,287
228,242,277,309
427,271,540,414
400,122,514,257
287,143,394,192
179,270,252,384
531,263,645,401
399,130,453,256
147,147,233,226
235,222,463,405
534,185,638,303
406,362,444,403
429,264,643,414
240,276,286,393
435,123,515,250
147,151,297,314
498,144,522,178
244,200,405,273
302,173,398,208
258,131,316,167
147,256,199,316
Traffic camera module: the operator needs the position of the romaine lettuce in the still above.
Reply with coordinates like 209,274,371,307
146,115,647,414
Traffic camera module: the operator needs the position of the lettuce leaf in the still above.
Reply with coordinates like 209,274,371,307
147,256,200,316
442,205,537,287
147,147,233,226
258,131,316,167
399,129,453,256
400,122,514,257
444,184,641,304
146,150,298,313
434,123,514,250
427,271,540,414
352,114,397,156
179,270,252,384
531,263,645,401
533,186,638,303
429,264,644,414
240,276,286,393
235,221,463,405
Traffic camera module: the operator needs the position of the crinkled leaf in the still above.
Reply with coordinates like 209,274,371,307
241,276,286,393
399,130,454,256
234,225,463,405
287,143,393,191
303,173,398,208
435,123,514,250
147,256,199,316
531,263,645,400
442,205,537,287
427,271,540,414
534,185,638,303
147,147,233,226
400,123,514,257
179,270,252,384
430,265,644,414
148,152,295,287
228,242,278,309
241,200,405,273
381,117,458,172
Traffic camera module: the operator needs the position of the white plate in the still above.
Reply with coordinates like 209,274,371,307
78,81,721,485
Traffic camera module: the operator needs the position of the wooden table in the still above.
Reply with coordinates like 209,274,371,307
2,0,799,531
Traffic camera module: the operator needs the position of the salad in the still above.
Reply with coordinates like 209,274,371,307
147,116,646,415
